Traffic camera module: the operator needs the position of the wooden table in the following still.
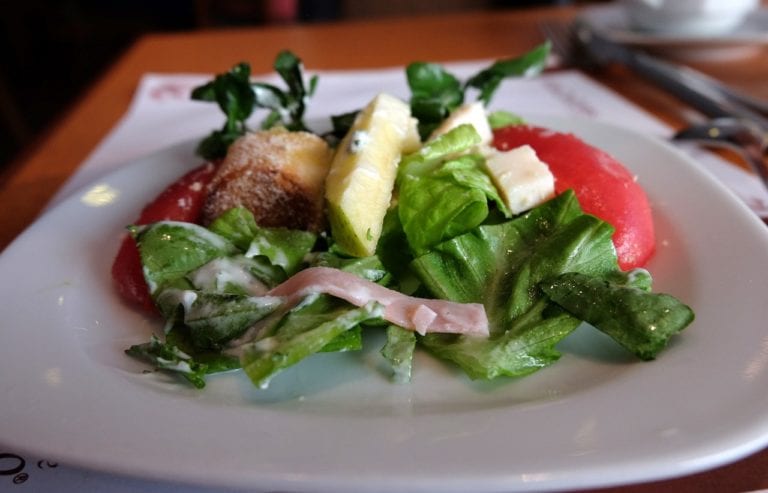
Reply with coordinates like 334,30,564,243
1,4,767,492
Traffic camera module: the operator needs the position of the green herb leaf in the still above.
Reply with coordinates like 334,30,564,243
404,43,549,140
191,51,317,159
133,222,238,296
464,41,551,104
406,62,464,139
540,272,694,360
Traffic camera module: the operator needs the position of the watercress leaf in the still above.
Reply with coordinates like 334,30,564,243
407,62,463,103
213,66,256,125
271,50,314,131
195,127,244,160
190,62,254,159
308,74,319,96
274,50,306,99
406,62,464,139
191,51,316,158
251,82,289,112
464,41,550,105
540,272,694,360
330,110,359,140
190,81,216,102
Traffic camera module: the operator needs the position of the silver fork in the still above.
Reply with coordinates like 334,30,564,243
539,21,768,119
673,118,768,192
540,21,768,196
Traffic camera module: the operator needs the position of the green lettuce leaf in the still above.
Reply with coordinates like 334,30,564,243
412,191,619,379
133,222,238,296
397,125,509,255
209,207,316,276
154,290,283,350
405,42,550,139
540,272,694,360
241,302,384,389
381,325,417,383
126,334,240,389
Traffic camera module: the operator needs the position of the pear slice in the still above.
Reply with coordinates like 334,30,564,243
325,93,419,257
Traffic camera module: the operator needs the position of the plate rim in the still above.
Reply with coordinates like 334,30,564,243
2,115,768,492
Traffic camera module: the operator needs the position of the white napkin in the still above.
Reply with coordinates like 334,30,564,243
8,62,766,493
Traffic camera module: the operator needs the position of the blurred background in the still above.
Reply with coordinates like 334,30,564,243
0,0,601,172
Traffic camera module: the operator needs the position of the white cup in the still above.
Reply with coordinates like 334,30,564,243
620,0,759,35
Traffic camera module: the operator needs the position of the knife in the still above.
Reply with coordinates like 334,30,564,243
572,22,768,133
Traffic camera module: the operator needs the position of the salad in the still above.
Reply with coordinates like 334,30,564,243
115,48,694,390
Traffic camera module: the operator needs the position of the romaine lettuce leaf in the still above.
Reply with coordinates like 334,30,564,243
241,302,384,389
126,334,240,389
399,170,490,255
398,123,481,179
155,290,283,350
380,325,417,383
397,125,510,255
133,221,238,295
540,272,694,360
412,191,619,378
209,207,316,275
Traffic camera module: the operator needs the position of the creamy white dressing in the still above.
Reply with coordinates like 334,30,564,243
156,220,234,250
189,257,268,295
245,237,289,269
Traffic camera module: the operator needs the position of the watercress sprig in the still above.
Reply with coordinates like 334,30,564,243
191,50,318,160
406,41,550,139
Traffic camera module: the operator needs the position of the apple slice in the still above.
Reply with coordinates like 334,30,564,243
325,93,419,257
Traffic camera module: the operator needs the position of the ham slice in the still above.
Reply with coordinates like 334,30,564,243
268,267,489,337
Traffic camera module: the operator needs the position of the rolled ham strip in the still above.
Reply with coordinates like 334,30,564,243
268,267,489,337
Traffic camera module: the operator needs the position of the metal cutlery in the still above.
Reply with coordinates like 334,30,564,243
540,20,768,200
673,117,768,191
540,21,768,131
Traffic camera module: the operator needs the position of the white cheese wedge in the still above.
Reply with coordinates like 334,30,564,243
429,101,493,146
485,144,555,215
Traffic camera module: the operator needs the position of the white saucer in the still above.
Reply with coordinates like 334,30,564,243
577,4,768,60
